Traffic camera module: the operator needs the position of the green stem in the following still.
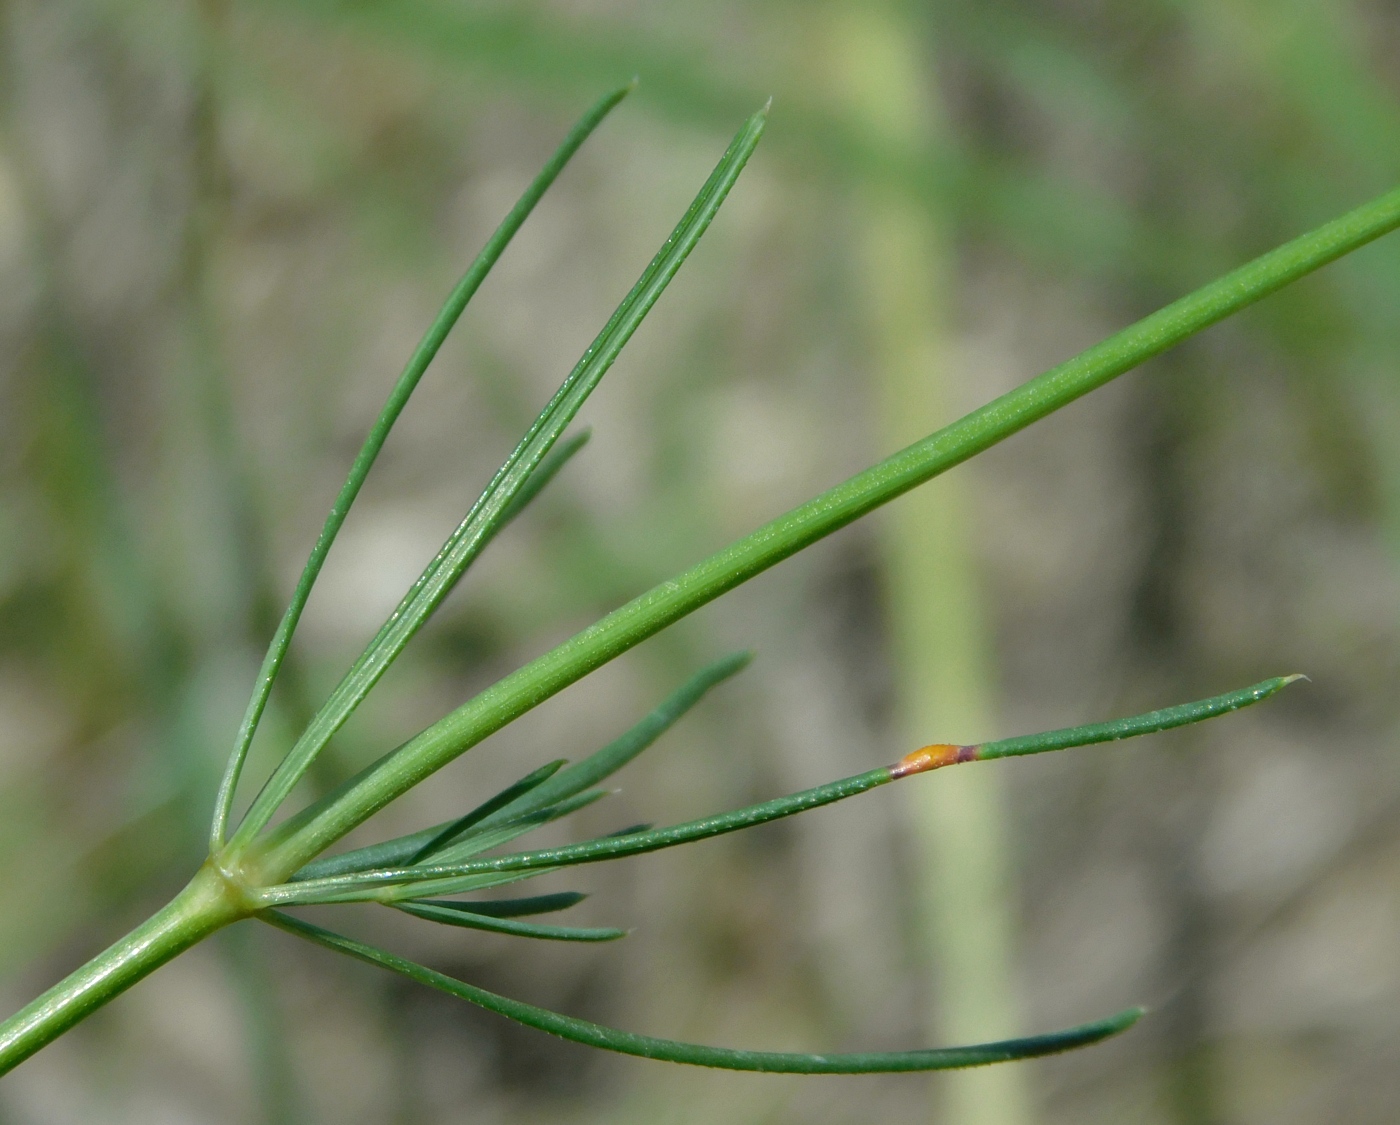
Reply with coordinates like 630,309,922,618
0,866,244,1076
253,183,1400,881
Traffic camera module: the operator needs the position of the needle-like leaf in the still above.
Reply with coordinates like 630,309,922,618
890,674,1303,775
470,651,752,828
257,767,894,905
265,911,1141,1071
256,677,1296,906
210,83,633,850
256,168,1400,877
229,102,769,853
493,428,591,528
426,789,611,867
290,760,567,881
407,760,570,865
288,651,751,881
395,900,625,942
423,891,588,918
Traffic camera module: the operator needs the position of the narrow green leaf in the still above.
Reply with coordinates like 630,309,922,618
290,652,747,881
395,900,624,942
981,675,1299,760
262,169,1400,875
889,676,1301,776
257,768,891,905
427,789,611,867
264,677,1302,904
429,892,587,918
276,793,608,905
232,100,769,854
292,760,567,882
493,428,591,528
475,651,752,830
210,82,634,851
408,760,568,863
286,867,560,907
266,911,1142,1071
289,825,444,884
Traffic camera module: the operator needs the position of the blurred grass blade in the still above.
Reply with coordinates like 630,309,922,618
210,83,634,850
266,912,1141,1071
291,652,749,881
262,676,1299,906
229,101,769,852
395,900,624,942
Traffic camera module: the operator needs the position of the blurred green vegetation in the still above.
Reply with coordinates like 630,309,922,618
1,1,1399,1122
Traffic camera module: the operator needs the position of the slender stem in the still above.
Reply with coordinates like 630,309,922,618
0,865,245,1077
253,182,1400,880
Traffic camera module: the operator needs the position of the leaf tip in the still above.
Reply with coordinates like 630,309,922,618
722,649,756,675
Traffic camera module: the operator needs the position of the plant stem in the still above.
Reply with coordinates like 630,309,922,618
832,6,1034,1124
253,182,1400,881
0,866,244,1076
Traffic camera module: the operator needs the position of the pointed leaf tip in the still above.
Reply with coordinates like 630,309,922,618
716,649,755,676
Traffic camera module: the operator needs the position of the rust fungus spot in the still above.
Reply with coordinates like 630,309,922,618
889,743,978,778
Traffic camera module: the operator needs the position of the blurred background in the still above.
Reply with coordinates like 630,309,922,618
3,0,1400,1122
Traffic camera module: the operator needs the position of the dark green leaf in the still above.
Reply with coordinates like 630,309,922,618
476,652,751,831
395,900,624,942
432,892,587,918
267,912,1142,1072
290,650,749,881
493,429,591,527
292,760,567,882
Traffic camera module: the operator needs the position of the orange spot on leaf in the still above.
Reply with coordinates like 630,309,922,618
889,743,978,778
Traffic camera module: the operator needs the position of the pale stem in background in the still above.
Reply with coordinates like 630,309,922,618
831,6,1033,1124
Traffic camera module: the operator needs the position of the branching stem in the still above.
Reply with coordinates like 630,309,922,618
252,185,1400,880
1,79,1396,1080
